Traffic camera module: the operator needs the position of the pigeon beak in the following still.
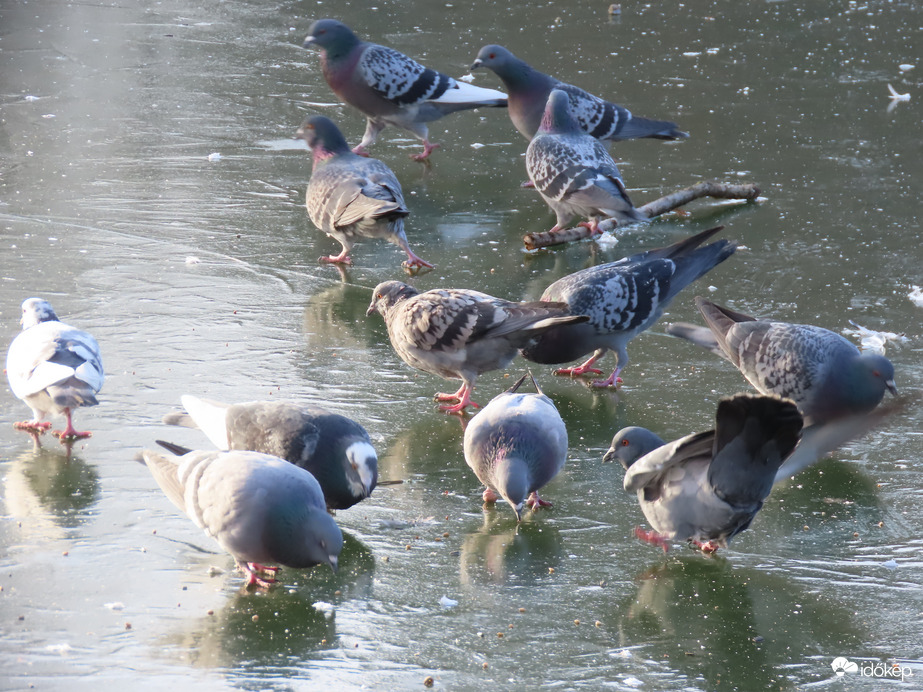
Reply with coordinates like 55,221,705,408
886,379,898,396
602,448,616,464
470,58,482,71
328,555,339,573
512,502,523,522
303,35,316,48
365,302,378,317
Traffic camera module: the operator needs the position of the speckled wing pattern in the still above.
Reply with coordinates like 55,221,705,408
359,43,453,106
556,84,633,141
527,133,626,203
542,260,671,336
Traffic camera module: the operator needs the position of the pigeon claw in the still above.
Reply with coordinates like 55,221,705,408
320,253,353,265
410,141,441,162
553,365,603,378
634,526,671,553
242,562,280,589
482,487,500,504
691,539,721,554
526,491,553,511
14,421,52,434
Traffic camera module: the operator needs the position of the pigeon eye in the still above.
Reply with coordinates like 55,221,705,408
621,439,630,447
489,53,496,59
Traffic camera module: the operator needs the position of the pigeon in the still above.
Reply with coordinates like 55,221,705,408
463,373,568,520
366,281,589,413
526,90,646,233
665,297,898,425
6,298,104,442
303,19,508,161
520,226,736,387
471,44,687,142
162,395,378,511
603,392,900,551
141,446,343,587
295,116,432,269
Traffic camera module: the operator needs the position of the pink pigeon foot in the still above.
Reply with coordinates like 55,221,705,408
526,491,553,511
691,539,721,554
52,411,91,441
482,487,500,504
14,420,51,434
242,562,279,588
553,352,604,378
320,252,352,265
434,383,480,413
351,146,371,158
634,526,671,553
401,251,434,271
576,220,602,235
410,141,440,161
590,369,623,389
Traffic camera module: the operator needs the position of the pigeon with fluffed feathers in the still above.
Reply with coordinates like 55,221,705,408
526,89,646,233
665,297,897,425
142,446,343,587
303,19,508,161
603,392,901,551
463,373,568,520
471,44,687,142
366,281,589,413
296,116,432,269
162,395,378,511
520,226,736,387
6,297,104,442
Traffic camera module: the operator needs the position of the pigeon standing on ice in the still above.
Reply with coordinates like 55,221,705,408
520,226,736,387
303,19,508,161
296,116,432,269
162,395,378,511
471,44,687,142
366,280,589,413
526,90,646,233
6,297,104,442
665,297,897,425
463,373,568,520
142,446,343,587
603,392,900,551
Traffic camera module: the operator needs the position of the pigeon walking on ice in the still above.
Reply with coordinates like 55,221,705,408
463,373,568,520
602,392,896,552
142,446,343,587
162,395,378,511
303,19,508,161
6,298,104,442
296,116,432,269
665,297,897,425
471,44,687,142
526,90,646,234
520,226,736,387
366,281,589,413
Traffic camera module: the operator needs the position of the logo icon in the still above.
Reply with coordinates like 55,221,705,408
831,657,859,676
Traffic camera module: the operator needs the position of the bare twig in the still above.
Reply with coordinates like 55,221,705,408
523,181,761,251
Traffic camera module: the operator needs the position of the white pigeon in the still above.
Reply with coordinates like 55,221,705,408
6,297,104,441
142,446,343,588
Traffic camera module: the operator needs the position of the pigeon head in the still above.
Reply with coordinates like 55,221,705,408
345,440,379,499
471,45,530,83
493,455,530,521
366,280,420,318
303,19,360,59
295,116,351,162
20,297,59,328
851,352,898,400
538,89,578,135
266,501,344,573
603,427,665,469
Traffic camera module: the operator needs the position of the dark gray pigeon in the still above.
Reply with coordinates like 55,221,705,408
162,395,378,511
142,447,343,587
520,226,736,387
366,281,588,413
6,297,104,442
296,116,432,269
526,89,646,233
303,19,507,161
665,298,898,425
471,44,687,142
463,373,568,520
603,393,899,551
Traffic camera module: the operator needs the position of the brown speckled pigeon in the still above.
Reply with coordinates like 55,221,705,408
526,90,646,234
471,44,687,142
665,298,897,425
303,19,507,161
520,226,736,387
366,281,588,413
296,116,432,269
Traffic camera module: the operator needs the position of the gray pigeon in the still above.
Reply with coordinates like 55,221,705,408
366,281,589,413
6,298,104,442
463,373,568,520
142,446,343,587
603,393,900,551
471,44,687,142
162,395,378,511
665,297,897,425
520,226,736,387
303,19,507,161
526,90,646,233
295,116,432,269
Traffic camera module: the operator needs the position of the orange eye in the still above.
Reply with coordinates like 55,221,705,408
489,53,496,59
621,439,630,447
